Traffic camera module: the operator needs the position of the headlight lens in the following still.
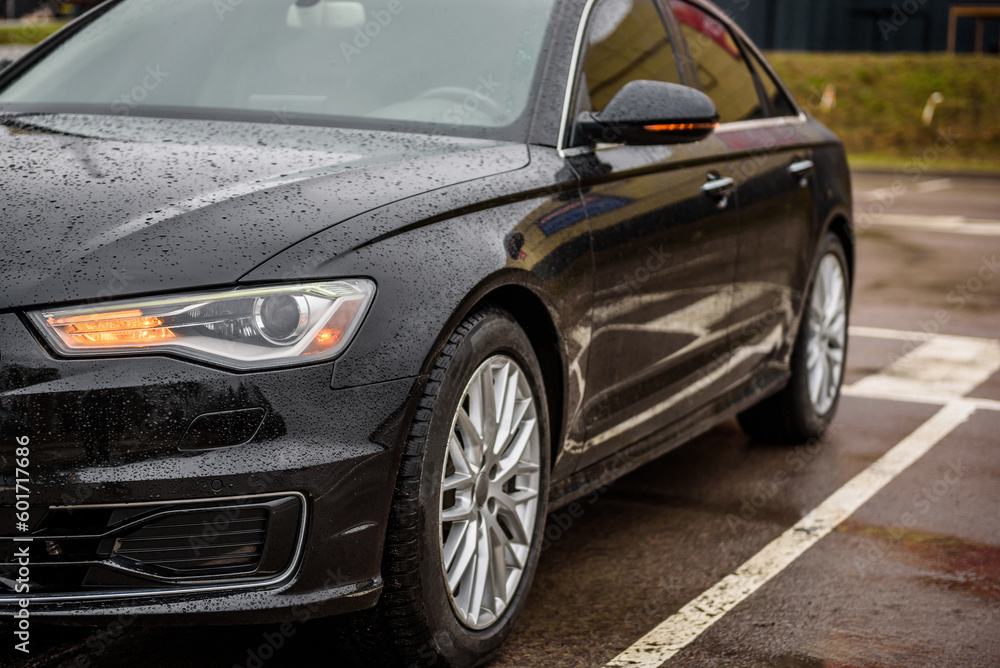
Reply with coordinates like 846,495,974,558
28,280,375,370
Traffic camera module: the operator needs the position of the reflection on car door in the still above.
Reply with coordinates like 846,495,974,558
724,51,817,383
570,0,742,471
670,0,817,381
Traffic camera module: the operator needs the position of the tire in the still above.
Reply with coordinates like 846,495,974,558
738,232,851,444
340,307,550,668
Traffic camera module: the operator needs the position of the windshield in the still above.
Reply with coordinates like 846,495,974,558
0,0,558,139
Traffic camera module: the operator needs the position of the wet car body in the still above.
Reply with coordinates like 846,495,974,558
0,0,852,629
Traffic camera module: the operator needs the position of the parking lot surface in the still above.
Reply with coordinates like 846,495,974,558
0,45,31,61
9,172,1000,668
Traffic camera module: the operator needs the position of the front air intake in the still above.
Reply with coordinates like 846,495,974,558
0,493,304,596
110,506,270,577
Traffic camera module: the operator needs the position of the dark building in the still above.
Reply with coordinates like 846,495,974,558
3,0,40,20
3,0,99,20
711,0,999,53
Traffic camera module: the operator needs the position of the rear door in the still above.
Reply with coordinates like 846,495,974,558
668,0,817,384
571,0,742,471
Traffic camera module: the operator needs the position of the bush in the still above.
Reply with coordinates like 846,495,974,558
768,52,1000,169
0,21,67,46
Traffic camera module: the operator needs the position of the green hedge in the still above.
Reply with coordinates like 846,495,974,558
0,21,68,46
768,52,1000,170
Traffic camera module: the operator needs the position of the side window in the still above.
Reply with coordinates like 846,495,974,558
579,0,683,114
747,51,797,117
669,0,763,124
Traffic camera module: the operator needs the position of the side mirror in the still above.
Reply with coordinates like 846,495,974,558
576,80,719,146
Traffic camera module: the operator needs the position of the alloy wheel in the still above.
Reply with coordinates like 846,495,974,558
805,253,848,415
439,355,542,630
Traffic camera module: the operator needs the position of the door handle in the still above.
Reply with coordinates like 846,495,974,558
788,159,814,188
701,175,736,209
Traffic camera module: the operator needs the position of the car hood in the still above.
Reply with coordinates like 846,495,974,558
0,113,529,311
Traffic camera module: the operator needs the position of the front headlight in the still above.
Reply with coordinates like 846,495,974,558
28,280,375,370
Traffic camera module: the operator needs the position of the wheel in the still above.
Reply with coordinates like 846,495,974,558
341,308,549,668
738,232,850,443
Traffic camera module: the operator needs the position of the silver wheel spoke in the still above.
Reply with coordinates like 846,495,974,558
824,264,841,316
828,347,845,388
496,396,532,457
443,471,474,492
454,409,482,469
454,542,475,614
814,265,827,311
448,433,472,475
443,519,471,571
509,398,531,441
827,345,845,368
442,499,474,523
489,521,509,607
480,364,498,446
467,377,484,439
818,353,830,404
805,252,847,415
439,354,541,630
806,341,822,372
507,544,526,571
493,489,535,545
447,518,477,591
496,417,537,484
513,460,540,476
495,368,518,454
469,515,490,626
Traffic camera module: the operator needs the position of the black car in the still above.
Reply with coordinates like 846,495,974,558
0,0,852,665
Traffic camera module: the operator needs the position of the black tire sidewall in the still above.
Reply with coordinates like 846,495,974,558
411,310,550,667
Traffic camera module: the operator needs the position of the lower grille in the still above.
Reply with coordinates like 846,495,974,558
0,494,304,597
110,506,270,577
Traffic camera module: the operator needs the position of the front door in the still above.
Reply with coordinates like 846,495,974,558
669,0,819,381
572,0,742,470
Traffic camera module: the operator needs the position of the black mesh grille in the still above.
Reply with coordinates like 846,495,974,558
111,507,270,576
0,495,302,596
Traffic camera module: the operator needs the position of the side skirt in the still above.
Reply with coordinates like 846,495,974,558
548,366,790,511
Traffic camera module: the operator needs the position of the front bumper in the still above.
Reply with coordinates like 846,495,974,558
0,312,419,623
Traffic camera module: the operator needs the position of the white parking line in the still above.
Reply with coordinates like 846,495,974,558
847,334,1000,403
842,390,1000,413
858,213,1000,236
605,327,997,668
848,325,932,341
605,402,976,668
914,178,953,194
844,326,1000,412
855,177,951,200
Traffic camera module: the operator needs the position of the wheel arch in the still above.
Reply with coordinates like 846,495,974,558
482,284,565,471
416,271,569,471
824,211,856,284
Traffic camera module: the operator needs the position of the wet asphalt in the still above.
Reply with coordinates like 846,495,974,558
0,46,32,62
7,172,1000,667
